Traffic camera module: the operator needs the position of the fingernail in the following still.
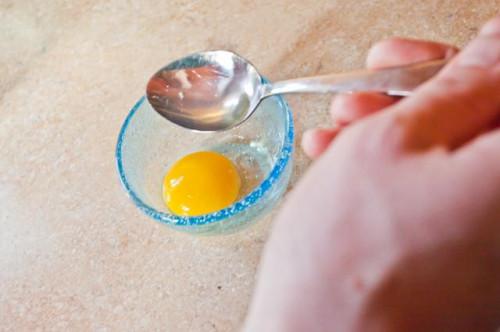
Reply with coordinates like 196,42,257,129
480,16,500,36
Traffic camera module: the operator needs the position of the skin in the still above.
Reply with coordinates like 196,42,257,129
244,16,500,332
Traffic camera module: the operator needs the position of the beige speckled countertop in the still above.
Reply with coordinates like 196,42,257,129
1,1,498,330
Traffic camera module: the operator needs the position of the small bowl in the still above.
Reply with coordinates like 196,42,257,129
115,91,294,235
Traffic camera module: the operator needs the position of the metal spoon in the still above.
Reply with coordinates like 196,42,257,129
146,50,446,131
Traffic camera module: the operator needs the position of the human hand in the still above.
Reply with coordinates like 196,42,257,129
245,16,500,332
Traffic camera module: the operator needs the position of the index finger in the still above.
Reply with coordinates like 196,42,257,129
366,38,458,69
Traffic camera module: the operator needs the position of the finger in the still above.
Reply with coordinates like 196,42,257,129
454,17,500,174
330,92,396,125
330,39,458,126
366,38,458,69
390,16,500,151
301,127,341,159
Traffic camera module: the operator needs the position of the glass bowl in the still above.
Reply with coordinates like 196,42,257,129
115,92,294,235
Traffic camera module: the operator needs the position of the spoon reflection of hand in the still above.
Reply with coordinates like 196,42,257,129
147,66,227,110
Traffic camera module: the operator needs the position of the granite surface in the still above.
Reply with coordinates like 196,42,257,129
1,1,498,330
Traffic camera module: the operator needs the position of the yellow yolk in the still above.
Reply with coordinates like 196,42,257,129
162,151,241,216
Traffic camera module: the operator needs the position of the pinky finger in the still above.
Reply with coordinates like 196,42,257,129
301,127,341,159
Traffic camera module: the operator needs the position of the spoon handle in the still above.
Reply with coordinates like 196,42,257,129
265,59,447,97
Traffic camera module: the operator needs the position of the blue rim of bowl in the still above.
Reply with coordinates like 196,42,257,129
115,93,294,227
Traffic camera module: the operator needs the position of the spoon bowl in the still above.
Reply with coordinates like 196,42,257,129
147,51,263,131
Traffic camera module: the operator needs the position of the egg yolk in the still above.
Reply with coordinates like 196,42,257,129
162,151,241,216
